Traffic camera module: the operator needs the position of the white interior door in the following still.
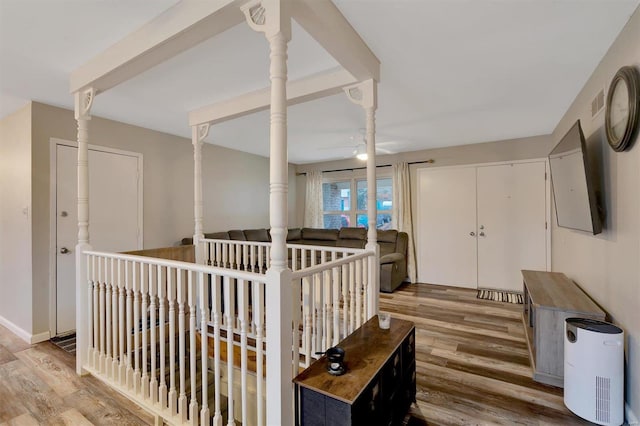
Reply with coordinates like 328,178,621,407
417,167,478,288
476,162,547,291
56,144,141,335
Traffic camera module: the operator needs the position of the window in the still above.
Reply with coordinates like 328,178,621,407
322,177,393,229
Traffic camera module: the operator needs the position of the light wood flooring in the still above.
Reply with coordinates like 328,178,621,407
0,282,590,425
380,283,591,426
0,325,153,425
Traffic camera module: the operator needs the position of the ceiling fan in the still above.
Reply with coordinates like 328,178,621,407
317,130,399,160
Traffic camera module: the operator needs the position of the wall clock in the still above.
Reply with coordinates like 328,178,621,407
605,65,640,152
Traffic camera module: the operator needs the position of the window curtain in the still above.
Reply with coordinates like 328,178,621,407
304,171,323,228
392,162,417,283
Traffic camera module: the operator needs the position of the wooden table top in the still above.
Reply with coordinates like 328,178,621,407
293,315,414,404
522,270,604,315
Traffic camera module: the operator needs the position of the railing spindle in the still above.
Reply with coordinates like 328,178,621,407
177,269,188,422
133,262,141,393
168,267,178,415
238,279,248,425
158,265,167,409
149,265,158,403
99,257,106,373
199,271,210,425
212,275,223,425
224,276,236,426
118,259,125,384
125,261,134,388
141,263,149,399
355,259,362,329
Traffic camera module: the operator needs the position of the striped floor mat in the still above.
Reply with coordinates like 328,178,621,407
477,289,524,304
50,333,76,354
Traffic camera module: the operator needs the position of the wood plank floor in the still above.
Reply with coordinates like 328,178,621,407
0,282,591,425
381,283,591,426
0,325,153,425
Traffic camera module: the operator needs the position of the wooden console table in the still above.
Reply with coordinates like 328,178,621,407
521,270,605,387
293,316,416,426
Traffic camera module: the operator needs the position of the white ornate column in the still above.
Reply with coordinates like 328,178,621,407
192,123,209,265
74,87,95,375
345,79,380,316
242,1,293,425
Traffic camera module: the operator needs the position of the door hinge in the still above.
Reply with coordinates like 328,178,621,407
544,172,547,181
545,222,548,230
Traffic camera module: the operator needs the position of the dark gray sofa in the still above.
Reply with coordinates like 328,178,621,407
182,227,409,292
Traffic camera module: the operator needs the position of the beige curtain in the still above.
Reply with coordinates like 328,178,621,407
392,162,417,283
304,171,324,228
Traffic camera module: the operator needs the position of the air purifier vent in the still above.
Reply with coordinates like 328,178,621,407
596,375,611,423
592,88,605,117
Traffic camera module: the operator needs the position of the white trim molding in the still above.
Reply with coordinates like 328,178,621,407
0,315,50,344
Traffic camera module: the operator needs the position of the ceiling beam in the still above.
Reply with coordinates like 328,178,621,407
70,0,245,94
292,0,380,83
189,67,357,125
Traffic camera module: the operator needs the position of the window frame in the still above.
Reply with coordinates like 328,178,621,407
321,171,393,230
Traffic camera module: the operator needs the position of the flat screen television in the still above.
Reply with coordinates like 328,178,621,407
548,120,602,234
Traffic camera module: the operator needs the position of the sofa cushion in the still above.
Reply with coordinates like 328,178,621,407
244,228,271,242
377,229,399,256
204,231,229,240
380,252,405,264
287,228,302,241
338,227,366,240
228,230,247,241
301,228,339,241
377,229,398,243
337,227,366,249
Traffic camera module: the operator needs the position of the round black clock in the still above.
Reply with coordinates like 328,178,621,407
605,65,640,152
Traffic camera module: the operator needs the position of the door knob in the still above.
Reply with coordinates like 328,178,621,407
479,232,485,237
469,232,476,237
479,225,484,230
60,247,70,254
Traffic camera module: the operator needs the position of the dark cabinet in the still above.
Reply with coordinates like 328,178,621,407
294,316,416,426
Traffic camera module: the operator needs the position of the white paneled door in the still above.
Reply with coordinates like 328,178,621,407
477,162,548,291
55,144,141,336
417,167,478,288
417,162,548,291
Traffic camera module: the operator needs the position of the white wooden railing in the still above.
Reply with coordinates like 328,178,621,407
200,238,364,272
80,250,267,425
291,251,372,368
78,243,375,425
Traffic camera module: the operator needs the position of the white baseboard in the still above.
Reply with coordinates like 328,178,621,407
627,403,639,425
30,330,51,344
0,315,50,344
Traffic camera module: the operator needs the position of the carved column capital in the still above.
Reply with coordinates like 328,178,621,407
344,79,377,111
242,0,291,41
74,88,95,120
193,123,210,145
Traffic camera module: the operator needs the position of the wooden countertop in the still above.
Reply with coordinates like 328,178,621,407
293,316,414,404
522,270,604,315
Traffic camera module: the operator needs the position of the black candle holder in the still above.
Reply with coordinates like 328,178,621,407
325,346,346,376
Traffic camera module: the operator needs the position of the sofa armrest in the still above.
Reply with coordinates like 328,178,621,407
380,252,404,264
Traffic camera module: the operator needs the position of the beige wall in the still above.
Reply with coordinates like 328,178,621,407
550,8,640,417
0,104,33,336
26,102,297,337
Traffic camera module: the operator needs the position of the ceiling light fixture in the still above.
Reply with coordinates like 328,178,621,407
355,144,368,161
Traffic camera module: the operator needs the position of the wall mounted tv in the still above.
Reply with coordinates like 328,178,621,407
548,120,602,234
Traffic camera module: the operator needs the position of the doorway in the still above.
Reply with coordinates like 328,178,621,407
51,140,143,336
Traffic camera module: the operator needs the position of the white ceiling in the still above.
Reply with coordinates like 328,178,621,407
1,0,638,164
